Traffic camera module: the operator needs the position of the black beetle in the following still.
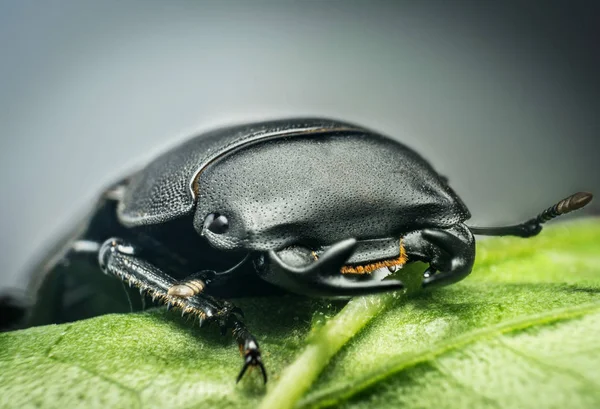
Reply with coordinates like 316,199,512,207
3,118,593,383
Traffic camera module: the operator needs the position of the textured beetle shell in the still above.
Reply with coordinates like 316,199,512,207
119,118,470,255
118,119,355,226
194,127,470,253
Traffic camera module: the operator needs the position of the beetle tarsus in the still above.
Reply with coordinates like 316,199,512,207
237,354,267,384
231,319,267,384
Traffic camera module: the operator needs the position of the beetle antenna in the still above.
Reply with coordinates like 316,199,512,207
215,252,251,275
467,192,593,238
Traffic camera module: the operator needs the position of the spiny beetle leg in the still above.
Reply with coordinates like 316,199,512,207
167,270,216,299
98,237,266,382
99,238,221,320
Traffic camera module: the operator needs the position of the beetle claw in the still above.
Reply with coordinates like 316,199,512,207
236,352,267,384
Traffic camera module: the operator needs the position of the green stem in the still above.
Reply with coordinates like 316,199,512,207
259,292,402,409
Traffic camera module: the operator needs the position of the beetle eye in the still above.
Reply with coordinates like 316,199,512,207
203,213,229,234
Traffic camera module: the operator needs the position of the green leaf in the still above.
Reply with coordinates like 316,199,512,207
1,220,600,409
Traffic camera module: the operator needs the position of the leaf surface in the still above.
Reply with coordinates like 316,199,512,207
1,220,599,409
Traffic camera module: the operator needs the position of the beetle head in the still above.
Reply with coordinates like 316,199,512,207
193,135,469,272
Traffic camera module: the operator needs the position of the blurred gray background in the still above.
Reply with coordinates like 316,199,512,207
1,1,599,292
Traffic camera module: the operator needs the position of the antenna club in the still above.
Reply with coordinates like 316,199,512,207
467,191,593,238
561,191,593,213
537,191,593,224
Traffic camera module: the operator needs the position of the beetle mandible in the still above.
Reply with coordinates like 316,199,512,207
4,118,593,383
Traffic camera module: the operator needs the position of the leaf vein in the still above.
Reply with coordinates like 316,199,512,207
300,301,600,408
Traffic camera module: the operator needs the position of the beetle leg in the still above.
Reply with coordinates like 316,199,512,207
167,271,215,298
98,237,266,383
227,315,267,383
99,238,223,320
263,239,405,297
403,224,475,289
167,252,251,298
